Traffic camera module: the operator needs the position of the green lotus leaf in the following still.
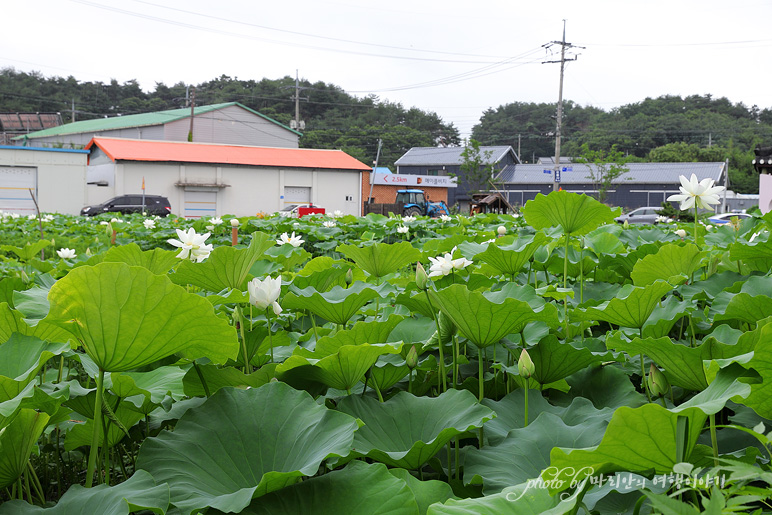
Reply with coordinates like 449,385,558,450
336,389,495,470
0,469,169,515
293,256,364,291
0,409,49,488
0,303,72,347
282,282,380,326
0,277,25,308
712,292,772,326
101,243,179,275
524,334,614,385
0,240,51,262
574,280,672,329
336,241,421,279
276,342,403,392
12,285,50,325
46,262,238,372
181,363,277,397
483,393,615,446
729,239,772,272
599,243,659,280
110,366,187,408
522,190,620,236
641,296,690,339
170,231,274,291
630,243,703,287
585,226,626,255
560,365,647,411
314,315,404,356
673,362,758,416
136,382,358,515
475,232,549,277
394,289,435,319
428,284,558,348
464,412,607,494
0,334,69,402
64,403,144,451
216,461,422,515
369,359,411,391
388,468,456,515
735,324,772,418
264,244,311,271
426,481,579,515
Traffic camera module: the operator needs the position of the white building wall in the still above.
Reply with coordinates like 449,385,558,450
0,147,87,215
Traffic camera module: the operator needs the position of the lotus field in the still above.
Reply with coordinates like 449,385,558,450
2,188,772,514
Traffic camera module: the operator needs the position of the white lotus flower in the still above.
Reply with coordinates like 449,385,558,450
210,217,223,226
667,174,725,212
56,248,77,259
397,225,409,234
402,216,416,223
452,255,473,270
143,219,156,229
428,252,454,277
276,231,304,247
27,214,35,220
167,228,213,263
497,226,506,236
439,215,452,222
675,229,687,238
655,215,671,223
323,220,336,228
247,276,282,315
333,210,344,218
205,225,214,231
42,214,54,222
705,224,713,231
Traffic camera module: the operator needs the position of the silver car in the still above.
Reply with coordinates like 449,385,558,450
615,206,662,225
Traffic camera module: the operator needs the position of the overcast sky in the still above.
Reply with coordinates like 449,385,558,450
4,0,772,140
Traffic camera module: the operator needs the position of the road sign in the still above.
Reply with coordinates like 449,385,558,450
555,169,561,182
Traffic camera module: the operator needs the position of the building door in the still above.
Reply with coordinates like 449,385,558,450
0,167,36,214
283,186,311,207
184,190,217,219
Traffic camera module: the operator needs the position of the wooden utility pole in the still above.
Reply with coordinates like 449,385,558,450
188,87,195,142
543,21,582,191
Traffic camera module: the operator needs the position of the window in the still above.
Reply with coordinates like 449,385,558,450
428,170,439,176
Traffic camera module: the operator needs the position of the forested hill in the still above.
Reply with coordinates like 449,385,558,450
2,68,770,192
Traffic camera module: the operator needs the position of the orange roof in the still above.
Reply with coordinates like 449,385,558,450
85,137,371,171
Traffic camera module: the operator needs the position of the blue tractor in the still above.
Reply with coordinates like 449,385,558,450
396,189,450,217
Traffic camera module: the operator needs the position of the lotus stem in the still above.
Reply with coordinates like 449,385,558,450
694,204,698,246
453,334,460,388
267,314,275,363
193,362,211,397
370,369,384,402
710,414,719,466
424,291,447,393
408,369,413,394
641,354,651,403
85,368,104,488
236,305,250,373
478,349,485,452
102,412,110,486
523,381,529,426
26,462,45,504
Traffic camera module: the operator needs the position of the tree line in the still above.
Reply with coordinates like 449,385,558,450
2,68,769,192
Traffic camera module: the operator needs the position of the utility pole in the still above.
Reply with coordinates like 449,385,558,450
282,70,309,130
543,21,583,191
188,86,195,142
367,139,383,205
71,99,76,123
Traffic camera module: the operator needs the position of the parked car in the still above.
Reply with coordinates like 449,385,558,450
615,206,662,225
81,194,171,216
707,212,752,225
277,204,310,217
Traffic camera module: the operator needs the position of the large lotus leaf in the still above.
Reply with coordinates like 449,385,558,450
0,277,25,308
101,243,179,275
729,239,772,272
45,262,238,372
464,412,607,494
282,282,380,326
574,280,672,329
171,231,274,291
0,303,72,345
585,227,626,255
563,364,647,410
712,292,772,326
337,241,421,279
65,403,144,451
336,389,495,470
426,481,579,515
388,468,456,515
475,232,549,277
630,243,703,286
483,393,615,446
315,315,404,356
735,327,772,418
0,334,69,402
525,334,614,385
395,289,436,319
0,409,49,488
110,366,188,408
672,362,758,416
598,243,659,280
0,469,169,515
641,296,690,339
13,285,50,325
276,343,403,391
136,382,358,515
217,461,422,515
522,190,620,236
428,284,558,348
369,356,411,391
547,364,754,491
182,363,277,397
264,244,311,271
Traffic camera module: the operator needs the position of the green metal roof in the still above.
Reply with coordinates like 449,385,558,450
16,102,300,140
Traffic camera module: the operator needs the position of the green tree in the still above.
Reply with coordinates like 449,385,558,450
575,144,631,204
459,139,496,195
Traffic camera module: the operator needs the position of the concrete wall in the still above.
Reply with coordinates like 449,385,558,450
0,146,87,215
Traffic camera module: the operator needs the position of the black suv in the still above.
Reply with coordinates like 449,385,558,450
80,195,172,217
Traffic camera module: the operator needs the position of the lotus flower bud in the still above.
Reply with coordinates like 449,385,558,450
415,262,429,290
647,364,670,398
345,268,353,286
675,229,687,238
518,348,535,379
406,345,418,370
20,269,31,285
623,220,629,229
230,218,240,227
497,226,506,236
